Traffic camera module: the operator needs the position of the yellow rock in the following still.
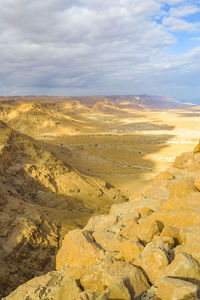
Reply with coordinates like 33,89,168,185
120,240,144,263
173,152,194,169
162,253,200,281
152,235,175,249
64,257,150,297
167,177,195,198
120,217,161,244
134,242,170,284
92,230,121,254
77,291,97,300
119,218,138,241
194,141,200,153
174,226,200,264
161,194,200,212
84,214,117,232
148,210,200,229
136,218,162,244
160,225,181,244
4,271,65,300
106,279,132,300
136,207,154,218
56,229,104,269
194,178,200,191
58,276,82,300
156,276,200,300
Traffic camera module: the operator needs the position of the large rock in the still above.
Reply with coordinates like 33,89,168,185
120,240,144,263
162,253,200,281
134,242,170,284
3,271,65,300
99,279,133,300
156,277,200,300
56,229,104,269
148,210,200,228
64,256,150,297
176,226,200,263
84,214,118,232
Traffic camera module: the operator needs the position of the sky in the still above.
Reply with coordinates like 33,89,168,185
0,0,200,102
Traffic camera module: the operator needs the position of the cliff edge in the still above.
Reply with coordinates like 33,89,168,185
4,140,200,299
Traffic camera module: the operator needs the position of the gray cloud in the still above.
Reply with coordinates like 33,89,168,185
0,0,200,100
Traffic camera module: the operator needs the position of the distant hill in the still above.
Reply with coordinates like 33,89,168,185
0,94,194,110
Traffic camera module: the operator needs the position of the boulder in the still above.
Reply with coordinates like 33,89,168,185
177,226,200,263
64,256,150,297
101,279,133,300
156,276,200,300
152,235,175,249
56,229,104,269
148,210,200,229
194,178,200,191
120,239,144,263
162,253,200,281
134,242,170,284
136,218,162,244
58,276,82,300
84,214,117,232
92,230,121,254
3,271,65,300
77,291,97,300
160,225,181,244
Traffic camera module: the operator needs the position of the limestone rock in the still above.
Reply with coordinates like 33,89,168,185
194,141,200,153
92,230,121,255
103,279,133,300
162,253,200,281
0,122,127,298
84,214,117,232
160,225,181,245
148,210,200,229
194,178,200,191
177,226,200,263
141,286,159,300
156,276,200,300
56,229,104,269
134,242,170,284
120,240,144,263
64,256,150,297
3,271,65,300
77,291,97,300
152,235,175,249
58,276,82,300
136,218,162,244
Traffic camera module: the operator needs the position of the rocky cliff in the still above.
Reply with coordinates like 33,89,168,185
0,121,126,298
4,140,200,299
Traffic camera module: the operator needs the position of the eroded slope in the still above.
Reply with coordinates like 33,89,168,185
0,121,126,298
5,142,200,300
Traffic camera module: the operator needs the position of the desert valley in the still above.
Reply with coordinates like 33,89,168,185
1,95,200,299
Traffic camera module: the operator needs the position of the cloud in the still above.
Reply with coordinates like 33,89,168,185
169,4,200,17
0,0,200,99
162,2,200,32
162,16,200,32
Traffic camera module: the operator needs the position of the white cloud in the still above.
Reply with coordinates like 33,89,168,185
169,4,200,17
0,0,200,99
162,16,200,32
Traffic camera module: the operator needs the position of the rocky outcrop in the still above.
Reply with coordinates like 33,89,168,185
4,142,200,299
0,121,126,298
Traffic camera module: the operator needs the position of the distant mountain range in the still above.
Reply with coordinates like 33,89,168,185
0,94,195,110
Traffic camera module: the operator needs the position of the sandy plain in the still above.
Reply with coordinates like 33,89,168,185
1,96,200,199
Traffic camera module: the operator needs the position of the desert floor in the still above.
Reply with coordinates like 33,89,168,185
1,99,198,199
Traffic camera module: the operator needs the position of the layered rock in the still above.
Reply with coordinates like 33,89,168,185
3,138,200,299
0,121,126,298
